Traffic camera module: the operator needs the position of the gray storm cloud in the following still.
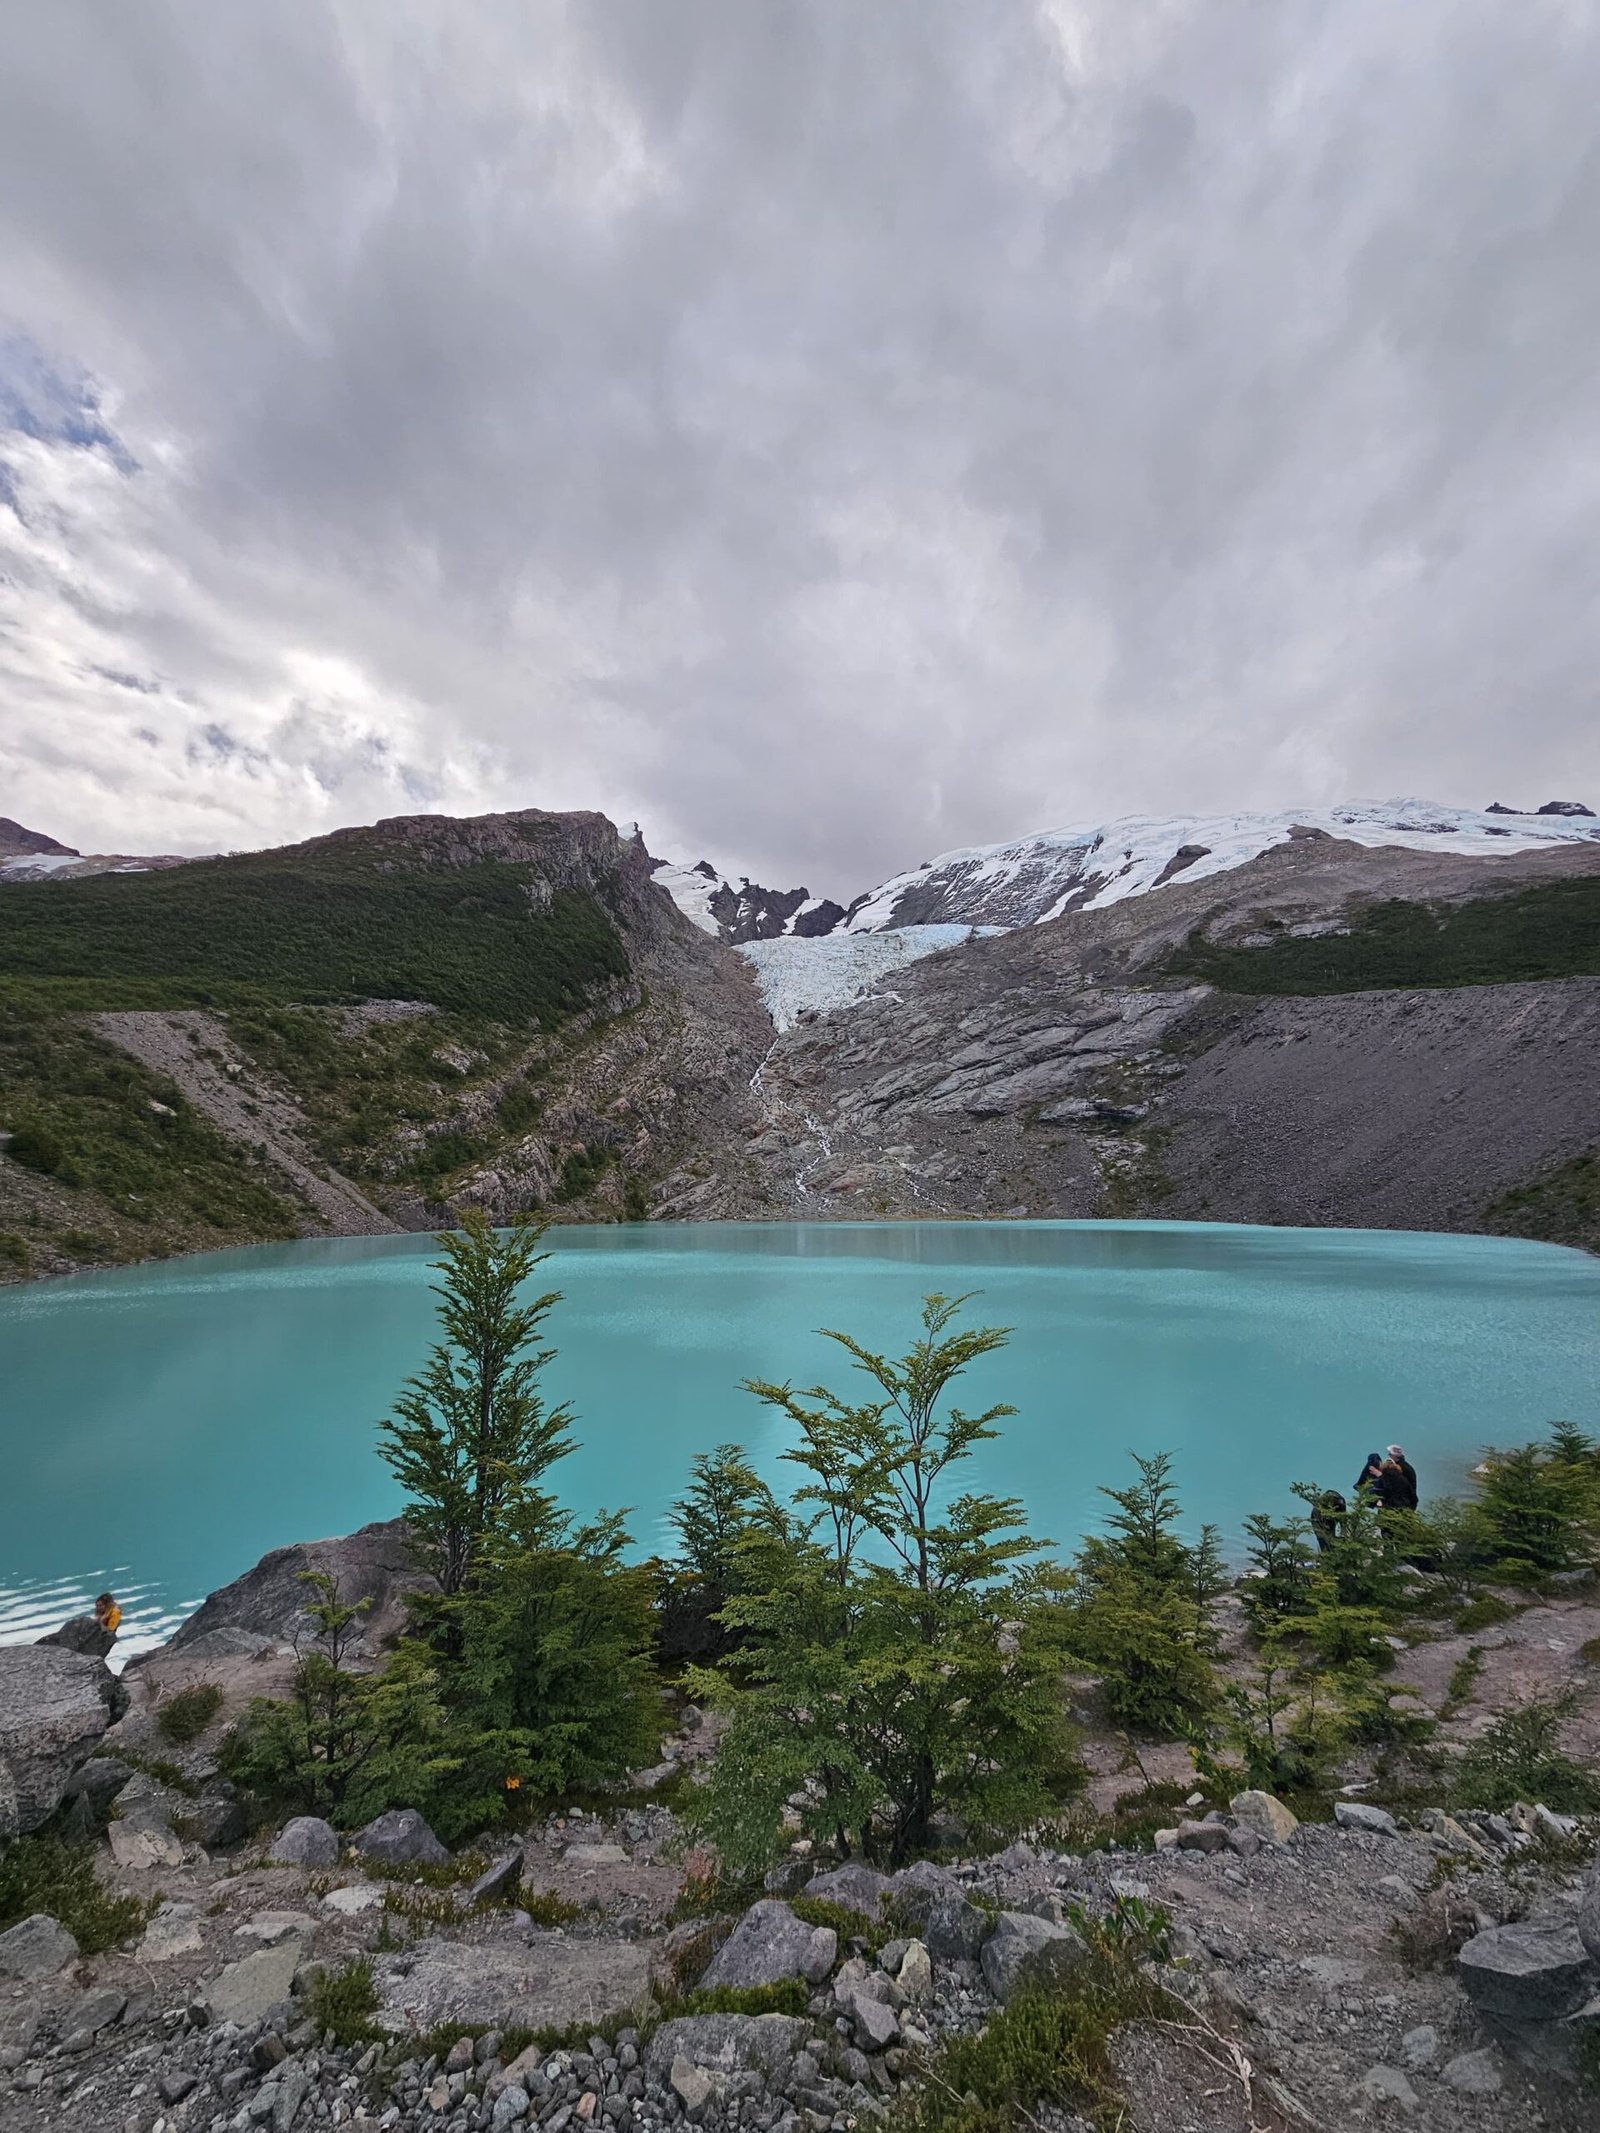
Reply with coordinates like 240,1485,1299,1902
0,0,1596,897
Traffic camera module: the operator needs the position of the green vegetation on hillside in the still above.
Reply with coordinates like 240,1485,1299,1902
1167,874,1600,994
1484,1149,1600,1254
0,843,628,1024
0,1013,300,1273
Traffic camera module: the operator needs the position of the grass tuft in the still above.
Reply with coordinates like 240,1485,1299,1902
157,1683,224,1746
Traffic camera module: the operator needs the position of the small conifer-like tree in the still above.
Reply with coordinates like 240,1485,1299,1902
378,1212,573,1597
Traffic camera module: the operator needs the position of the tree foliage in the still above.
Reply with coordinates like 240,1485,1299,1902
687,1295,1081,1871
378,1213,574,1599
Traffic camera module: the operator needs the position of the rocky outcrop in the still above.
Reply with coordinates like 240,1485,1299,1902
149,1517,426,1667
701,833,1600,1232
0,1644,127,1835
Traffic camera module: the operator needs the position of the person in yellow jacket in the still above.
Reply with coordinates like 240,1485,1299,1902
95,1593,123,1637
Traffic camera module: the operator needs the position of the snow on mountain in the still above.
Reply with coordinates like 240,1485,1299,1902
841,798,1600,934
649,858,724,936
739,926,993,1031
649,855,845,943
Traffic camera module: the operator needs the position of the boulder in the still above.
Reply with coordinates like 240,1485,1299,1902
108,1820,184,1870
355,1807,448,1868
270,1816,341,1868
645,2013,810,2086
803,1863,892,1919
562,1841,628,1866
979,1912,1089,2002
883,1859,959,1930
0,1913,79,1979
35,1615,116,1660
467,1852,525,1907
155,1518,428,1668
897,1940,933,2002
1174,1821,1231,1855
850,1991,899,2049
197,1937,306,2027
669,2057,713,2117
61,1757,133,1812
371,1932,655,2034
185,1781,248,1850
1458,1919,1596,2023
0,1646,126,1836
1229,1791,1297,1845
699,1900,837,1990
923,1895,990,1964
1334,1801,1401,1838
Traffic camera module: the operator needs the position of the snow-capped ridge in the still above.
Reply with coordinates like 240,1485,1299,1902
840,797,1600,935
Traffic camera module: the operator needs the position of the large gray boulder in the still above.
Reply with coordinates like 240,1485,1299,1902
979,1911,1090,2002
1334,1801,1401,1838
355,1808,448,1868
1458,1919,1596,2023
699,1900,836,1990
150,1518,428,1670
803,1863,892,1919
0,1646,126,1836
645,2014,810,2087
883,1859,962,1933
923,1894,991,1963
0,1914,80,1980
372,1933,655,2035
270,1816,341,1868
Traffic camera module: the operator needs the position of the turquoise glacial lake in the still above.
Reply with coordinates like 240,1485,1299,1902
2,1221,1596,1660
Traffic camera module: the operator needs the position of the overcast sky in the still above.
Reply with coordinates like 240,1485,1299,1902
1,3,1597,897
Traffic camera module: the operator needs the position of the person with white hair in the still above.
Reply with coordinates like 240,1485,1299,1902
1381,1443,1418,1511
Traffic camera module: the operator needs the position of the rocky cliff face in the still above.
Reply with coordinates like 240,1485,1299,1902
683,834,1600,1238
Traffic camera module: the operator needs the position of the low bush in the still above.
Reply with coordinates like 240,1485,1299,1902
1450,1697,1600,1814
157,1682,224,1746
673,1980,810,2020
0,1833,151,1954
522,1890,582,1928
304,1957,381,2047
788,1895,887,1952
888,1947,1175,2132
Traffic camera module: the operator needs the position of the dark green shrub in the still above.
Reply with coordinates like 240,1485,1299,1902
304,1957,380,2046
889,1948,1175,2131
1476,1447,1590,1571
157,1683,224,1745
0,1834,150,1954
1451,1697,1600,1814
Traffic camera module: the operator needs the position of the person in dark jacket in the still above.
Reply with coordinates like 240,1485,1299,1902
1310,1489,1347,1553
1386,1444,1419,1511
1354,1453,1385,1499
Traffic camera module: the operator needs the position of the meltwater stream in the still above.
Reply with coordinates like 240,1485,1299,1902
2,1220,1596,1662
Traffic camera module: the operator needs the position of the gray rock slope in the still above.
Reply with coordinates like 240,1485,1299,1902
693,834,1600,1235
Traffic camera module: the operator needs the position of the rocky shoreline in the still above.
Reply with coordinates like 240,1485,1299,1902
2,1527,1598,2133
